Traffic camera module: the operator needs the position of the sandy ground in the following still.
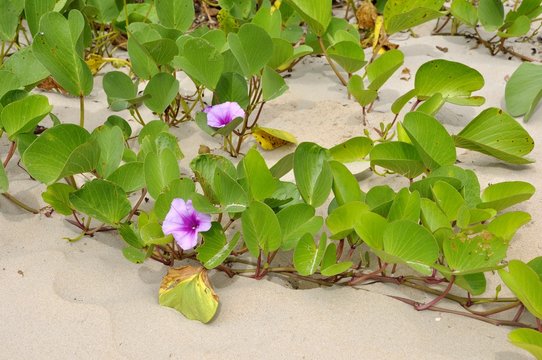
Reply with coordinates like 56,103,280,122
1,26,541,359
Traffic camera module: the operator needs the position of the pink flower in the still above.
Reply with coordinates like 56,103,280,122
162,199,212,250
203,101,245,128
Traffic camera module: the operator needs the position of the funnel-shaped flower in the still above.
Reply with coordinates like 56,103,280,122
203,101,245,128
162,199,212,250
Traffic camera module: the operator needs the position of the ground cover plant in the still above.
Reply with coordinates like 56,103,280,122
0,0,542,357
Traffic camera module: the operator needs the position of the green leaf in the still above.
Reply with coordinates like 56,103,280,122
420,198,451,233
277,203,323,250
416,93,445,115
252,5,282,38
478,0,504,31
329,160,364,205
242,147,277,201
24,0,56,36
92,125,124,178
119,223,145,249
508,329,542,360
103,71,138,111
22,124,100,185
414,59,485,105
293,142,333,207
268,38,294,70
262,66,288,101
144,148,180,199
294,233,327,276
365,185,395,216
387,188,420,222
443,233,507,276
127,36,159,80
528,257,542,280
86,0,123,24
327,41,366,73
384,0,445,34
213,72,249,108
0,71,21,100
105,115,132,139
1,46,49,87
450,0,478,27
198,224,241,269
367,49,404,90
370,142,426,179
0,0,24,41
141,222,173,246
155,0,194,32
213,167,249,212
402,111,456,170
487,211,531,242
499,260,542,319
242,200,282,256
326,201,369,239
454,108,534,164
159,266,219,323
432,181,466,222
478,181,535,211
498,15,530,38
227,24,274,77
1,94,52,140
270,152,294,179
41,183,74,215
190,154,236,203
152,178,199,219
320,243,353,276
354,212,387,250
122,246,147,264
505,63,542,121
69,179,131,224
143,73,179,114
32,10,93,96
329,137,373,163
347,75,377,107
379,220,439,273
174,37,224,90
285,0,332,36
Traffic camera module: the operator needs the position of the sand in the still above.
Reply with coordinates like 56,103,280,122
1,24,540,359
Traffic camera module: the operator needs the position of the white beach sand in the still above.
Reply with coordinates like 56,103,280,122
1,27,540,359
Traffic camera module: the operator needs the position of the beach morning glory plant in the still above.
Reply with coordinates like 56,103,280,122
204,101,245,128
162,199,212,250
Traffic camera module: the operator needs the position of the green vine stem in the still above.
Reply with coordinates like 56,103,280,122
318,36,348,87
1,193,39,214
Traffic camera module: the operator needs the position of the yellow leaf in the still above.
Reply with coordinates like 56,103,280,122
252,126,297,150
159,266,219,323
85,54,106,75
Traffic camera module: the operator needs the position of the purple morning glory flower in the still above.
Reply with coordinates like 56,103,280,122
162,199,212,250
203,101,245,128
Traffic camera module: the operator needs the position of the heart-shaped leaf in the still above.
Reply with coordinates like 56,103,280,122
478,181,535,211
294,142,333,207
228,23,274,77
370,141,426,179
402,111,456,170
69,179,131,224
508,329,542,360
499,260,542,319
384,0,445,34
293,233,327,276
143,72,179,114
286,0,332,36
242,200,282,256
454,108,534,164
1,94,52,140
155,0,194,32
277,203,323,250
33,10,93,97
22,124,100,185
174,37,224,90
505,63,542,121
197,223,241,269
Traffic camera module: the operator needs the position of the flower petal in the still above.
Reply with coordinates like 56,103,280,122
172,229,198,250
196,212,212,232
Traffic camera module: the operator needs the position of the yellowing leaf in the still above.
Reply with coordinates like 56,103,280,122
252,126,297,150
85,54,106,75
159,266,219,323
